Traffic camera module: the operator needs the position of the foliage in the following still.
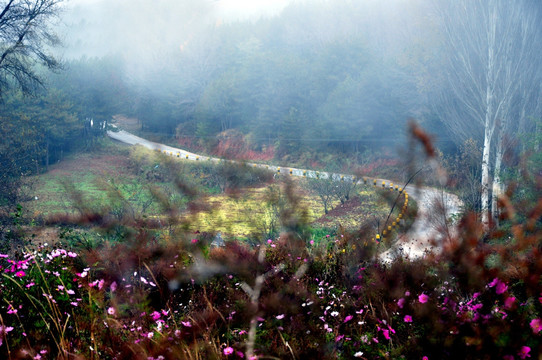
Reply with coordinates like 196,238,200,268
1,140,540,359
444,138,483,212
0,0,63,97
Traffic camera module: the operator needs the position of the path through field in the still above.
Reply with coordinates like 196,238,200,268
107,129,463,261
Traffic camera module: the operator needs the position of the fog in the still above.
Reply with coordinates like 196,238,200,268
47,0,542,166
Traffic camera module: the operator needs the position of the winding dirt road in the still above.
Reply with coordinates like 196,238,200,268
107,129,462,261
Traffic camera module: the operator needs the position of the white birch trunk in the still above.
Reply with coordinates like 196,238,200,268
492,128,504,225
481,123,493,230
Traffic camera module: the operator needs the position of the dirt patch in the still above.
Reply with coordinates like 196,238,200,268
23,226,60,246
312,196,377,229
315,197,362,224
47,152,132,176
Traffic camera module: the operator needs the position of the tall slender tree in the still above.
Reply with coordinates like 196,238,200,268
0,0,63,96
434,0,542,229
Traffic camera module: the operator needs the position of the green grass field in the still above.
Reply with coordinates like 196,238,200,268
21,139,404,239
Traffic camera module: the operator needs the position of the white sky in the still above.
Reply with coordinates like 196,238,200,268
214,0,294,21
65,0,298,21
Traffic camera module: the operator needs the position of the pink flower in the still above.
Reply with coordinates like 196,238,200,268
422,357,428,360
276,314,285,320
418,294,429,304
191,238,198,244
397,298,405,308
223,346,234,355
15,271,25,277
310,240,314,245
107,307,116,315
181,321,192,327
530,318,541,334
404,315,413,323
519,346,531,359
0,325,14,346
382,329,390,340
496,281,508,295
344,315,353,323
489,278,508,294
151,311,161,321
505,297,516,309
110,281,117,292
0,326,14,333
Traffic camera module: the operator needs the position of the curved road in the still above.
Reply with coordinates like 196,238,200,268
107,129,462,261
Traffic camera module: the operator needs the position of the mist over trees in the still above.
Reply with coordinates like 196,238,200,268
433,0,542,227
0,0,62,97
50,0,542,218
2,0,542,219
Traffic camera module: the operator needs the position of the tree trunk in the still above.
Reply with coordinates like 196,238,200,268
492,127,504,225
481,130,492,230
45,138,49,171
535,121,540,153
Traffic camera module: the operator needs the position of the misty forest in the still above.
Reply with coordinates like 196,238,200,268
0,0,541,359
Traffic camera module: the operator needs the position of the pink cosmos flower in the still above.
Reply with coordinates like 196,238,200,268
489,278,508,294
151,311,161,321
107,307,116,315
15,271,25,277
344,315,353,323
223,346,234,355
191,239,198,244
404,315,413,323
181,321,192,327
519,346,531,359
496,281,508,295
418,294,429,303
382,329,390,340
505,297,516,309
276,314,285,320
422,357,429,360
0,325,14,346
530,318,541,334
397,298,405,308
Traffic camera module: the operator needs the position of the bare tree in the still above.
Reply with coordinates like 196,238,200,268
307,177,335,214
434,0,542,229
0,0,63,96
